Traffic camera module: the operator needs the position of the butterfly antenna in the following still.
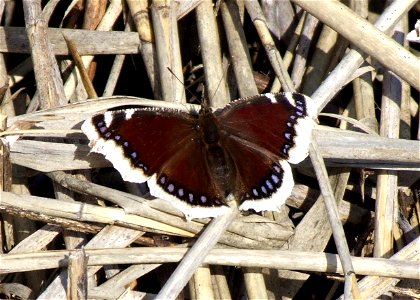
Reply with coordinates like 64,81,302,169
168,63,230,109
208,62,231,107
166,67,197,101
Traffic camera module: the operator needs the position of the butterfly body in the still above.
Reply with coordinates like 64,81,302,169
196,108,235,201
82,92,315,219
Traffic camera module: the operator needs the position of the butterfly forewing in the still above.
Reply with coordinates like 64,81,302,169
83,108,196,182
82,107,230,219
215,92,315,164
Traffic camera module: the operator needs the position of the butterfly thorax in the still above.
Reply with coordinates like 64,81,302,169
198,109,235,197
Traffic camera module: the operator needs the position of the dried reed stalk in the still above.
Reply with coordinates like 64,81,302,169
2,244,419,280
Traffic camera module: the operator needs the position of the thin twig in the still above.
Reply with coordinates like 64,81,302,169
22,0,66,109
290,13,319,90
103,22,132,97
220,0,258,97
244,0,294,93
63,34,97,98
309,139,361,299
196,0,229,108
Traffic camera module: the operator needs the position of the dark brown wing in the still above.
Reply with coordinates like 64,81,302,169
82,108,230,219
215,92,315,164
214,93,315,210
220,132,294,211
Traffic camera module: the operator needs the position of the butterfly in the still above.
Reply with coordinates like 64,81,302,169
82,92,315,219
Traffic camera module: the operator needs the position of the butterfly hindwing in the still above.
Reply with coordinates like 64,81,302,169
218,131,294,211
214,92,315,211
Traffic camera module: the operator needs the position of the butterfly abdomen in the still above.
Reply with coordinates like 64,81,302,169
199,111,235,197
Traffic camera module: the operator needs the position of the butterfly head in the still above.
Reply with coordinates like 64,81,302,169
198,106,213,117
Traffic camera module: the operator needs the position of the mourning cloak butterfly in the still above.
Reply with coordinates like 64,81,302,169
82,93,315,219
